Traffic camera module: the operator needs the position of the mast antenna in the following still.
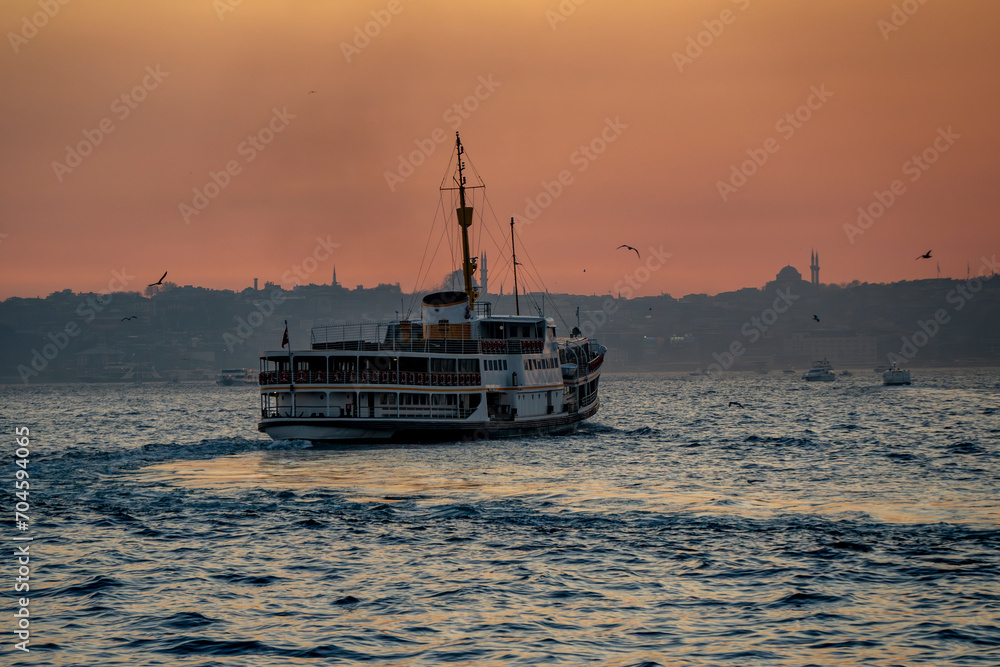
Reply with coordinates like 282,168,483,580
511,217,520,316
455,133,478,307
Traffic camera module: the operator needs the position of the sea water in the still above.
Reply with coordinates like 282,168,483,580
3,371,998,666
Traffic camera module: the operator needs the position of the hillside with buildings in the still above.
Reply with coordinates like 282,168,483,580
2,256,998,383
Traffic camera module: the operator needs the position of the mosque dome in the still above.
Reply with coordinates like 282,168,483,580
775,265,802,282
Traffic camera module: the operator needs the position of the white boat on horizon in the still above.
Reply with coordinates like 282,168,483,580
883,362,912,386
257,134,606,444
802,359,836,382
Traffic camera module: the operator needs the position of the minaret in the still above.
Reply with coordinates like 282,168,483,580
810,249,820,285
479,252,488,295
332,266,338,287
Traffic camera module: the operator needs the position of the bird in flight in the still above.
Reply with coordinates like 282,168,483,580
148,271,167,286
121,315,137,322
916,250,932,260
813,314,820,323
617,244,640,258
728,401,745,408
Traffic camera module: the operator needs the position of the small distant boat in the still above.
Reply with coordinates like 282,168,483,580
840,370,853,377
217,368,257,385
802,359,836,382
782,366,795,374
883,362,911,386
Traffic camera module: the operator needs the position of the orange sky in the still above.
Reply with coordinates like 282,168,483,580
2,0,998,300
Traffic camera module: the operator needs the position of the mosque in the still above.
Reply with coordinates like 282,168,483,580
770,249,821,287
766,249,879,366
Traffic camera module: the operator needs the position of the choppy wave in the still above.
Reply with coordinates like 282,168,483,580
3,371,1000,666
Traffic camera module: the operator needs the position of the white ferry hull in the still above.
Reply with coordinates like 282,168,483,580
259,401,597,444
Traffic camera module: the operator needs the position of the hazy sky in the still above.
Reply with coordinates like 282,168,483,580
2,0,998,300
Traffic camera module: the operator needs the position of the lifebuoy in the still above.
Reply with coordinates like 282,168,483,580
315,371,325,383
295,370,307,383
475,372,481,384
390,372,397,383
349,371,357,382
278,371,289,383
258,372,266,384
382,371,389,383
334,371,342,382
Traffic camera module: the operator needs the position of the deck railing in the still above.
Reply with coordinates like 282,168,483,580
307,324,545,356
260,406,478,420
260,370,483,387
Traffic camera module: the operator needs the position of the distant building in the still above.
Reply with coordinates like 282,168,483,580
810,249,820,285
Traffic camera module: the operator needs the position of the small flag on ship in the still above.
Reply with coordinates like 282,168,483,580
281,321,289,349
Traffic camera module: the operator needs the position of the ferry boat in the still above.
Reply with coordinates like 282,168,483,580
802,359,836,382
883,362,911,386
257,134,606,443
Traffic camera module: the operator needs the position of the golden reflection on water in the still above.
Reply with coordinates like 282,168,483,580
138,449,999,526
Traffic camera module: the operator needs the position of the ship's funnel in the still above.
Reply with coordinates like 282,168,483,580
421,291,471,325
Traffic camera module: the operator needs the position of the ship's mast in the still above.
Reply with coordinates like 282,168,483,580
455,133,478,307
511,217,520,316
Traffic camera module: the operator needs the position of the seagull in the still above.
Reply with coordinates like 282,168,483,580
916,250,932,260
813,314,820,323
308,90,317,94
617,244,640,259
121,315,137,321
148,271,167,286
728,401,745,408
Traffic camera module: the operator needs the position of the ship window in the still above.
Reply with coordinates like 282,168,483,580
430,358,457,373
399,357,428,373
502,360,507,370
361,355,392,372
